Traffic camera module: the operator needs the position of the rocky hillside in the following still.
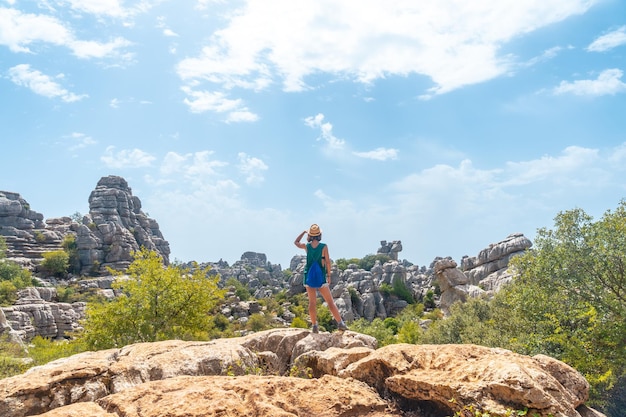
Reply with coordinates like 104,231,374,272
1,175,533,342
0,328,604,417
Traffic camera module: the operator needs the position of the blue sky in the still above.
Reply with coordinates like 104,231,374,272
1,0,626,269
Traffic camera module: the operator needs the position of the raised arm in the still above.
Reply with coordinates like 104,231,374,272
294,230,307,250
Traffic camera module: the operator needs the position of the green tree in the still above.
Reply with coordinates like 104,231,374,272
77,248,226,350
504,203,626,410
41,250,69,277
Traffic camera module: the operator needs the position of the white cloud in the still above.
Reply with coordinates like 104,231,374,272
587,26,626,52
160,151,229,184
553,69,626,96
101,146,156,169
353,147,398,161
238,152,268,185
304,113,345,150
0,7,132,60
0,7,71,53
176,0,596,111
66,132,97,151
69,37,133,60
504,146,601,186
7,64,87,102
181,87,259,122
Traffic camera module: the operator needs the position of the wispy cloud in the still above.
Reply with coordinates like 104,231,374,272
553,69,626,96
101,146,156,169
66,132,97,152
238,152,268,185
353,148,398,161
587,26,626,52
7,64,87,102
181,87,259,122
304,113,345,150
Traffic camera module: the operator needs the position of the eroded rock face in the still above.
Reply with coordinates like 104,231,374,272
461,233,532,291
0,329,604,417
76,176,170,275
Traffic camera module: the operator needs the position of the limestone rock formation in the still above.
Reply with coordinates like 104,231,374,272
461,233,532,292
75,176,170,275
435,257,484,315
0,191,62,269
0,287,85,341
377,239,403,260
0,328,604,417
435,234,533,315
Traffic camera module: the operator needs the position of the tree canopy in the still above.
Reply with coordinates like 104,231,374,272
77,248,225,350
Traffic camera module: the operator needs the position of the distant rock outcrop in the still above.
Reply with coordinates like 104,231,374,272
0,328,604,417
0,191,63,269
435,233,533,315
461,232,532,291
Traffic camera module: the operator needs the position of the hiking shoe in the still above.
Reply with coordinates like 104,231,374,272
311,324,319,334
337,322,348,331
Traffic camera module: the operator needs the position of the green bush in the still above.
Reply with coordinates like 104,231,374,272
291,316,308,329
358,254,391,271
41,251,69,277
61,234,80,274
247,313,270,332
0,281,17,306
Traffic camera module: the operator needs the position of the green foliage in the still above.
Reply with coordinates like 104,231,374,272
41,250,69,277
359,254,391,271
290,316,308,329
0,334,29,379
70,212,83,223
61,234,81,274
0,258,33,305
247,313,271,332
28,336,86,367
226,277,252,301
316,303,333,331
335,257,360,271
349,318,397,346
0,235,6,258
33,231,46,243
0,281,17,306
421,202,626,414
76,248,226,350
392,277,415,304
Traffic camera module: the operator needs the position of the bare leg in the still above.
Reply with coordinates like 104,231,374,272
305,286,318,324
318,285,342,323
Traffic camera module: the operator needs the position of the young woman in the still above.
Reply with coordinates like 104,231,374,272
294,224,348,333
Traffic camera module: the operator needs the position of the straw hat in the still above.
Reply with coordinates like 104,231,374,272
308,224,322,236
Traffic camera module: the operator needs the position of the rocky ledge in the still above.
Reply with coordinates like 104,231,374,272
0,328,604,417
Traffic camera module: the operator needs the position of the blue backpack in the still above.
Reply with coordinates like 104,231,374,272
306,260,325,288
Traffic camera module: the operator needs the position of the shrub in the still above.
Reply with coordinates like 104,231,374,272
359,254,391,271
41,251,69,277
0,281,17,306
291,316,308,329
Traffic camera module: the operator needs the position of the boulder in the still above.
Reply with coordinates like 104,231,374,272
341,343,595,417
39,375,397,417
